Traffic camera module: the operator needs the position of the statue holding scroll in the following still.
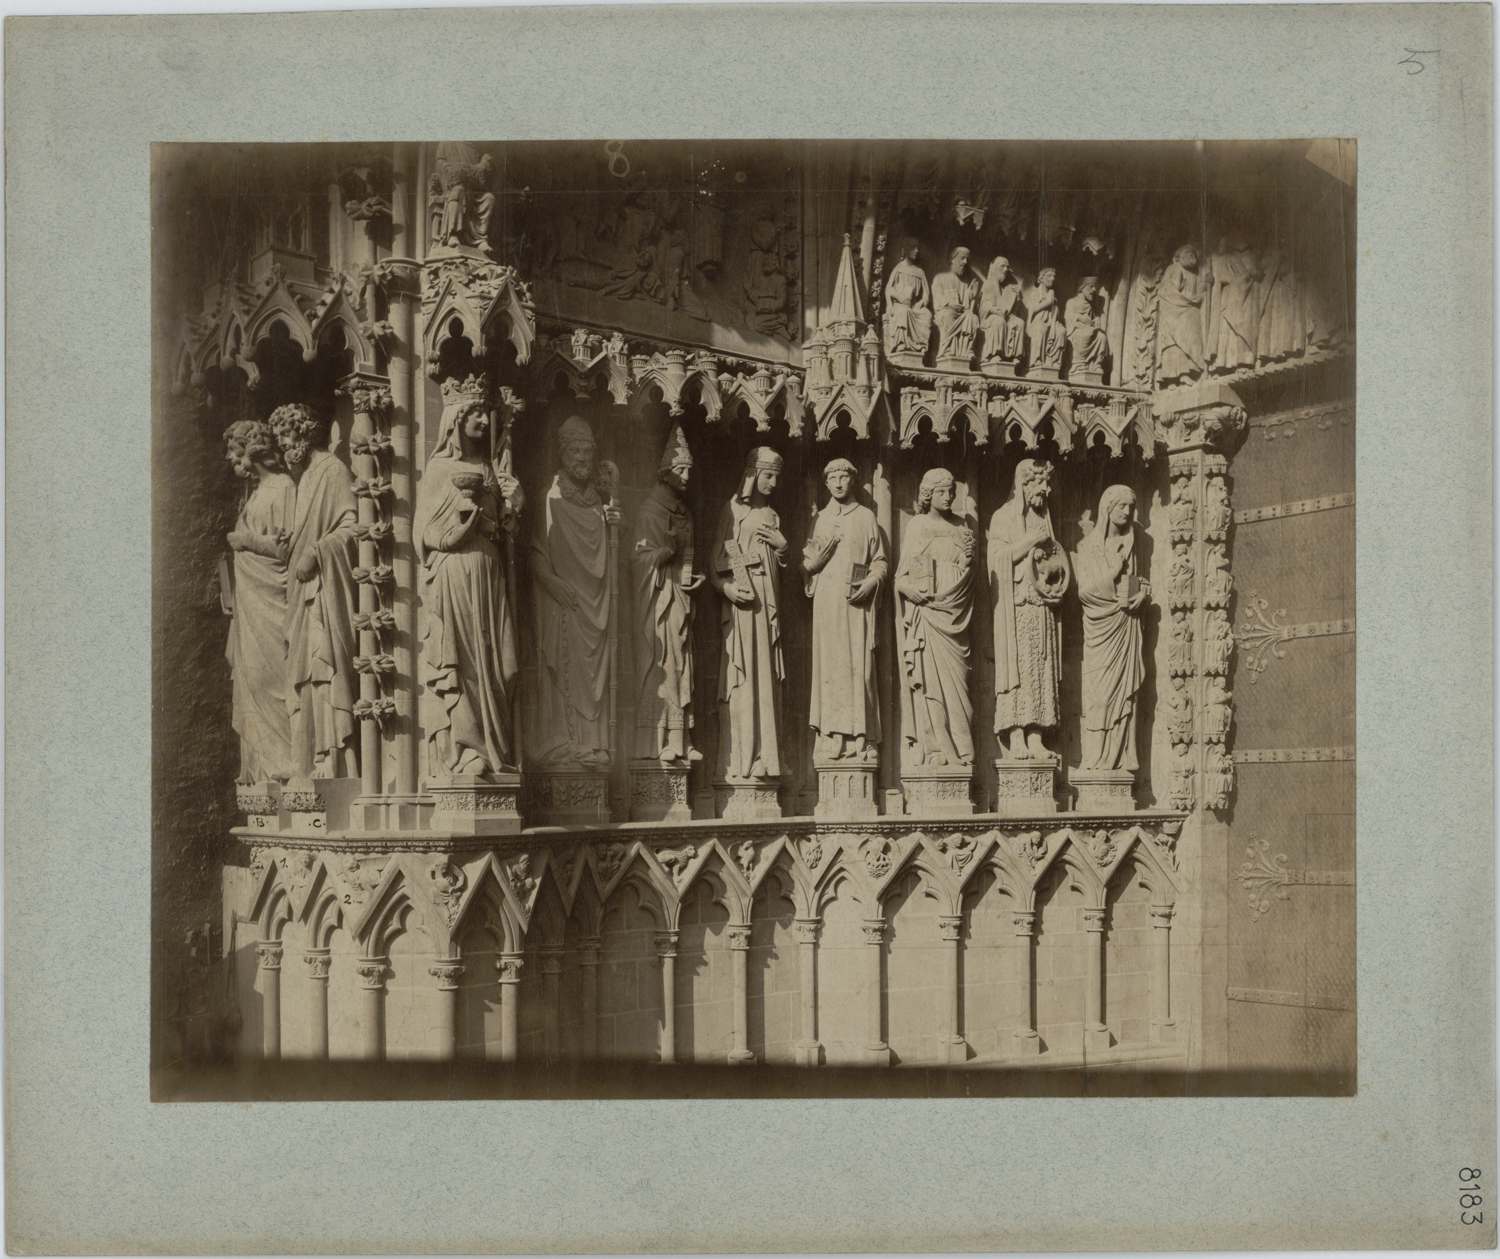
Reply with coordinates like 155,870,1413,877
979,257,1025,368
712,448,787,780
632,426,704,764
803,458,886,762
988,459,1069,761
530,416,619,769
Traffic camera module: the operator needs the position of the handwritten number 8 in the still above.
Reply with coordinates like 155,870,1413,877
1461,1169,1482,1182
1461,1194,1483,1209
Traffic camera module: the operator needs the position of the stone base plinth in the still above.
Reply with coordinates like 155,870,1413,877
1084,1025,1113,1054
428,774,523,836
887,350,926,370
1072,769,1137,813
350,793,434,832
864,1044,893,1066
715,779,783,821
936,354,975,374
727,1049,757,1065
794,1040,824,1067
992,758,1058,817
902,766,974,817
630,762,691,823
1012,1028,1042,1056
1069,368,1104,386
980,359,1019,379
531,771,611,825
1151,1018,1179,1046
814,761,879,820
237,782,282,835
940,1037,969,1065
1027,366,1060,381
280,778,360,836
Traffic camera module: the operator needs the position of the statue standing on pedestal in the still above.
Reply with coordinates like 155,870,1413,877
712,448,787,781
1207,239,1263,373
1074,485,1151,773
414,376,522,778
271,404,360,779
223,420,296,784
979,257,1025,367
883,238,933,361
632,426,704,764
896,468,975,769
803,458,886,762
988,459,1070,761
530,416,619,769
429,141,496,255
1064,276,1110,378
1023,268,1067,375
932,246,980,365
1156,245,1206,386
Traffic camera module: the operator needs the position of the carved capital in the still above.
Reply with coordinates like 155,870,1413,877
1150,905,1176,927
255,942,283,971
1012,911,1036,937
355,960,389,990
938,915,963,943
496,954,525,984
1154,381,1248,453
578,937,603,967
727,926,753,951
1082,908,1107,933
653,932,680,959
372,257,421,296
861,920,886,948
339,376,394,417
793,919,821,946
539,950,564,976
429,960,466,990
303,950,332,980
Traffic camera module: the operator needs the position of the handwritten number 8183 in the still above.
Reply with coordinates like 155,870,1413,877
1460,1169,1483,1225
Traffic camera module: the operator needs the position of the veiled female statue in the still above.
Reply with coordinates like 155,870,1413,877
1073,485,1151,773
896,468,975,769
882,237,933,362
413,378,522,777
712,447,787,781
223,419,296,784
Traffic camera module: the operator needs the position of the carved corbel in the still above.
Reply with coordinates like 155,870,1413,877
1075,395,1155,461
989,388,1076,453
898,380,987,449
1153,380,1248,454
419,255,535,377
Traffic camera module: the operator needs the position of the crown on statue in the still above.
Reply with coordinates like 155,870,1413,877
440,373,490,408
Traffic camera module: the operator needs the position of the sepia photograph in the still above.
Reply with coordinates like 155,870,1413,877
152,137,1355,1097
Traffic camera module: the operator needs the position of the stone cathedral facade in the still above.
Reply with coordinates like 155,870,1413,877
153,140,1355,1085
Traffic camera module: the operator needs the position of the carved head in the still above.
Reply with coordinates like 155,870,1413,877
558,415,598,484
990,257,1011,282
658,425,693,490
1014,459,1053,511
1078,276,1100,298
949,246,971,276
899,237,920,263
1036,268,1057,289
268,404,322,470
1173,245,1199,269
916,466,957,515
223,419,278,479
460,403,490,448
1098,484,1137,532
823,457,857,503
742,447,783,500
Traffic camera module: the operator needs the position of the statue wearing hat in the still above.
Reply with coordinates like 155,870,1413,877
803,457,886,763
632,426,704,765
530,415,621,769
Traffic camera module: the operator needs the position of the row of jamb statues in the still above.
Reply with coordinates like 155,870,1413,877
222,389,1152,800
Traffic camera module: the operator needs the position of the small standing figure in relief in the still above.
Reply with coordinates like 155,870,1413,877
1156,245,1207,387
1168,609,1195,676
741,218,791,339
803,458,887,763
1255,245,1306,365
430,142,497,256
979,256,1026,368
931,246,981,366
988,459,1070,761
632,426,705,765
1202,676,1233,740
1168,477,1197,539
271,404,360,779
414,378,523,778
1207,239,1263,373
1203,476,1232,539
713,448,788,781
1064,276,1110,380
1167,544,1195,608
530,416,620,769
1203,743,1234,807
1023,268,1067,375
1074,486,1151,773
223,420,296,785
1204,611,1236,675
896,468,975,769
1164,675,1194,745
1202,545,1233,608
883,237,933,362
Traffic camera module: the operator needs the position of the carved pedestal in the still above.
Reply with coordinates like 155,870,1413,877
813,761,878,821
531,771,610,826
238,782,282,835
714,779,783,822
992,758,1058,817
902,766,974,818
887,350,926,371
427,774,523,836
935,353,973,374
1028,366,1060,382
630,762,691,823
280,778,360,837
1071,769,1136,814
1069,366,1104,386
980,358,1019,380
